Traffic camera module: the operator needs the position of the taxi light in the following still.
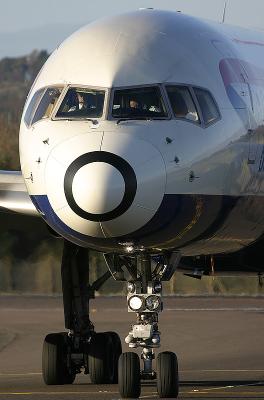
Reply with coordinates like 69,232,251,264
145,295,161,311
128,295,144,311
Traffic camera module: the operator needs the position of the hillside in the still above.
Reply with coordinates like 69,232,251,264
0,50,49,169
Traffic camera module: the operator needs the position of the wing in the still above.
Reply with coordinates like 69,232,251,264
0,171,50,235
0,171,38,216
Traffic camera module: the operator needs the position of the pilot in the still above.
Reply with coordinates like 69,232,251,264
127,98,144,116
68,92,87,112
129,99,140,110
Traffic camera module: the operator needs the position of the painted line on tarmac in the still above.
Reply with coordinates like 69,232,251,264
4,307,264,313
0,391,119,396
166,307,264,311
183,391,264,396
5,368,261,376
0,373,41,376
0,309,63,312
184,381,264,397
0,390,263,398
84,307,264,312
196,381,264,391
192,384,251,392
1,369,264,376
182,369,264,372
82,391,264,399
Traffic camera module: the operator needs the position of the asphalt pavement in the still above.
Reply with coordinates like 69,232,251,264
0,295,264,399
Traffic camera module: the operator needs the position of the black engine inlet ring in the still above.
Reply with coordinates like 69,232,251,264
64,151,137,222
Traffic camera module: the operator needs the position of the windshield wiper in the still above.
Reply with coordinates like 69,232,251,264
85,118,99,125
116,117,153,125
56,117,99,125
115,117,167,125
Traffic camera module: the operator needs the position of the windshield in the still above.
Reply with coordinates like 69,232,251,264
31,87,63,125
112,86,168,119
24,88,45,126
166,86,199,123
56,87,105,119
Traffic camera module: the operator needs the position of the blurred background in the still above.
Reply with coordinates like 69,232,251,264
0,0,264,295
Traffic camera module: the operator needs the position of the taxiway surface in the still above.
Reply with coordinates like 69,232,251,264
0,295,264,399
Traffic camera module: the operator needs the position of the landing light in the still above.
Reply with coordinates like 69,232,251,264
128,296,144,311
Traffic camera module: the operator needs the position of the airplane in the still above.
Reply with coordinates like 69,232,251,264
1,7,264,399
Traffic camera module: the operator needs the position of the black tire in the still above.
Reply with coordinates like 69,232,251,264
118,352,141,399
157,351,179,398
89,332,112,384
105,331,122,383
42,333,75,385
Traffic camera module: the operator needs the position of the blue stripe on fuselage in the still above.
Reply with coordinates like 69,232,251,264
30,193,264,253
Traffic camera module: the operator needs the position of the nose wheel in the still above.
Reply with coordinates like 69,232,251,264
118,352,141,398
157,352,179,398
118,351,178,399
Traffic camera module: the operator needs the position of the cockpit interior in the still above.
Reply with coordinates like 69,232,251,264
24,84,220,127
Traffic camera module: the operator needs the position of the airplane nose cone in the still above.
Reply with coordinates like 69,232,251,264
45,132,166,239
63,151,137,223
72,162,125,214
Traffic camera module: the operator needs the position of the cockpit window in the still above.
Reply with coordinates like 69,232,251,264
56,87,105,119
31,87,63,125
24,88,45,126
166,86,199,123
112,86,168,119
193,88,220,125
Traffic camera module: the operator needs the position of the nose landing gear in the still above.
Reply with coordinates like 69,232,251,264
42,242,180,399
106,252,180,399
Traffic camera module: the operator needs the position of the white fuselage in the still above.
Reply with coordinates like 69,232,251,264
19,10,264,255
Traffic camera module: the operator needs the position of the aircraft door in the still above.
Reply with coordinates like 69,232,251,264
213,40,257,163
238,65,258,165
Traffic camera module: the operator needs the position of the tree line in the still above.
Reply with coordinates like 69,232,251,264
0,50,48,169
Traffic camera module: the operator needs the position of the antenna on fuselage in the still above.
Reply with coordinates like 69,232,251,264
222,1,227,23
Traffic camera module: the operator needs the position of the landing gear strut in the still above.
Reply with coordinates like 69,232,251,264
105,251,180,398
42,240,122,385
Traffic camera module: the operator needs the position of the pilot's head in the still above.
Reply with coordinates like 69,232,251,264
129,99,139,109
77,92,85,107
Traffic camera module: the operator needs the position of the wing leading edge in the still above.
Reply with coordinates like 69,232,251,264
0,171,38,216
